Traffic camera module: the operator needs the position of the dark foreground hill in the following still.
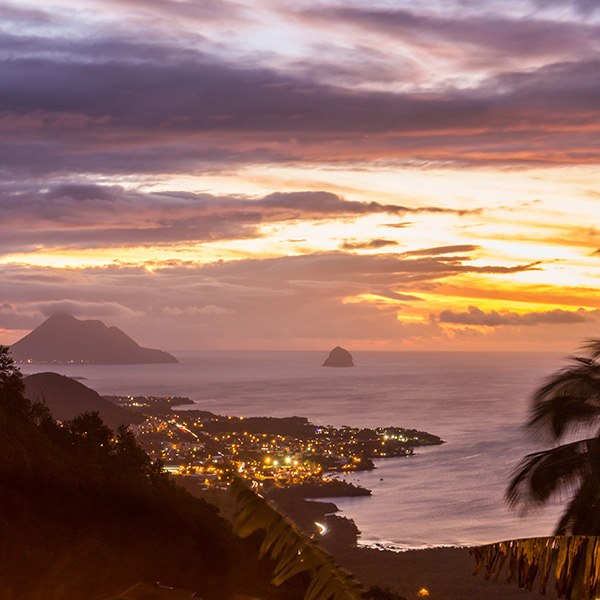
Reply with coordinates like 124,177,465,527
10,313,178,364
23,372,143,429
0,347,300,600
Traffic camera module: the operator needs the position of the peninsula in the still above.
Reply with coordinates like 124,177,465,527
24,372,145,429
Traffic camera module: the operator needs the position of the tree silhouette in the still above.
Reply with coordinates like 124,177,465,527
506,339,600,534
0,345,29,416
0,346,290,600
473,340,600,599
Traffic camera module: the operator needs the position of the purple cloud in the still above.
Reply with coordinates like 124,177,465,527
402,245,480,257
340,239,400,250
0,183,479,255
300,6,600,61
437,305,598,326
0,24,599,176
0,249,546,348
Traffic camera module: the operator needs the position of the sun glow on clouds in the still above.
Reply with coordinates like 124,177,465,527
1,0,599,350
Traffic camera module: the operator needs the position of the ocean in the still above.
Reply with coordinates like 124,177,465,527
20,350,568,549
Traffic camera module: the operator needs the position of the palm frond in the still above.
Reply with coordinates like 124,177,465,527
580,339,600,361
472,536,600,599
230,477,366,600
529,359,600,440
506,438,594,510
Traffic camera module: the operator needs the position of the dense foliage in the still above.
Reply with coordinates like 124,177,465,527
0,346,284,600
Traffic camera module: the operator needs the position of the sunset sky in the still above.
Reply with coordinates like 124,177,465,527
1,0,599,351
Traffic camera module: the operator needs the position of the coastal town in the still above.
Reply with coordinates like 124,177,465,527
106,394,445,494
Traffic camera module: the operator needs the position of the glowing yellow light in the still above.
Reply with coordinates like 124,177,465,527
417,588,429,598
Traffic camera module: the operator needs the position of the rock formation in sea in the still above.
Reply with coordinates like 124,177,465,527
322,346,354,367
10,313,178,364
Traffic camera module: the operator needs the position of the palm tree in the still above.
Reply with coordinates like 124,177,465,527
506,339,600,535
472,340,600,599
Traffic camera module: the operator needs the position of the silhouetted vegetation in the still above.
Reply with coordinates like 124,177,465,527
506,339,600,534
367,585,409,600
0,346,295,600
473,340,600,600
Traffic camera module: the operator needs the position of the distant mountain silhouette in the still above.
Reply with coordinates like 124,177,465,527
23,372,144,429
322,346,354,367
10,314,178,364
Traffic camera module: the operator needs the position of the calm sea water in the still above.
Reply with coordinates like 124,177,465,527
21,350,568,548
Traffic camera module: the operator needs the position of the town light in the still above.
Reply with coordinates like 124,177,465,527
315,522,328,535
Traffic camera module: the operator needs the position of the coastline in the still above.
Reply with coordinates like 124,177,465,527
332,545,558,600
195,485,553,599
357,540,466,552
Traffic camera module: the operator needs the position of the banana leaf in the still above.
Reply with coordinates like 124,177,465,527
472,536,600,599
230,476,366,600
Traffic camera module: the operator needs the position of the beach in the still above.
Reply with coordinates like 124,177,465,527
334,545,558,600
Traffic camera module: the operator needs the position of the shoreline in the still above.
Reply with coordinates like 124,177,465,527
332,544,559,600
194,486,557,599
357,540,468,553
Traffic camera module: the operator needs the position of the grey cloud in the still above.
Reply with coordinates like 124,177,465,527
163,305,235,316
32,301,139,319
0,259,442,346
0,183,473,254
1,300,137,333
369,288,422,302
341,239,399,250
0,251,549,347
253,192,413,218
195,251,542,286
1,28,600,175
402,245,480,257
0,3,57,25
0,250,518,307
0,44,489,135
381,222,412,229
116,0,240,18
287,44,418,88
301,6,600,60
437,305,598,326
531,0,600,16
45,184,122,202
0,303,40,330
0,217,261,254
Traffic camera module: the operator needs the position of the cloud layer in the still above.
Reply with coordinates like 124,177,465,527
2,249,595,351
0,183,475,255
1,0,599,351
437,305,598,326
1,1,600,177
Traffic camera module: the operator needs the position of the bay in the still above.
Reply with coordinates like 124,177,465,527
20,350,567,548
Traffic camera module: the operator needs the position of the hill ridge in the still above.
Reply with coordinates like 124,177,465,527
11,314,178,364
